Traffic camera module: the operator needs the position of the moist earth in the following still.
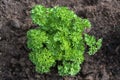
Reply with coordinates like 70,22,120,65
0,0,120,80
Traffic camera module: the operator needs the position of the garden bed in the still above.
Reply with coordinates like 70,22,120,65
0,0,120,80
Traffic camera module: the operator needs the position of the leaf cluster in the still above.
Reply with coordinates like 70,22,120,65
27,5,102,76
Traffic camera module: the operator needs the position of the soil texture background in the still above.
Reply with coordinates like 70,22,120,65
0,0,120,80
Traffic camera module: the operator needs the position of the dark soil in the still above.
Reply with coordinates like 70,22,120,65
0,0,120,80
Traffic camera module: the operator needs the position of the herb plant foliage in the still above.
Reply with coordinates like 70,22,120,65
27,5,102,76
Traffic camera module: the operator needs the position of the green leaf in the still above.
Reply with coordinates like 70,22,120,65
84,33,102,55
27,5,102,76
29,49,55,73
58,61,81,76
27,29,48,51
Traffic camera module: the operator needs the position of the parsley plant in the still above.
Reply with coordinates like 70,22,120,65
27,5,102,76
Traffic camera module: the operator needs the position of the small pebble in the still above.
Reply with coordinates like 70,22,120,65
10,58,18,64
0,36,2,40
0,52,2,55
20,58,26,66
84,75,94,80
25,68,30,74
20,61,26,67
35,74,41,79
29,78,34,80
0,23,2,29
10,19,21,28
